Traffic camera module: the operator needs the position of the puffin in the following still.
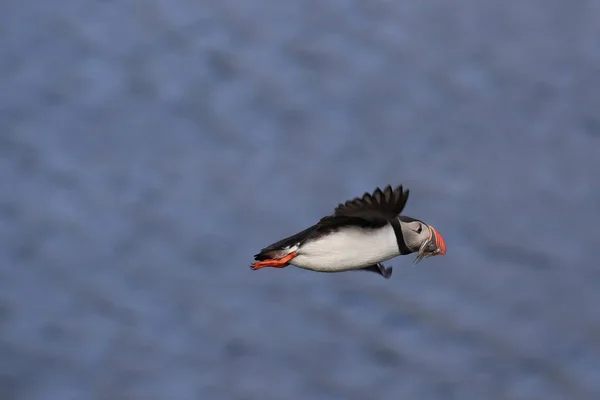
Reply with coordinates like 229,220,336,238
250,184,446,279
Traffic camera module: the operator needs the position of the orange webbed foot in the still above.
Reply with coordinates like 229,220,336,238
250,252,297,270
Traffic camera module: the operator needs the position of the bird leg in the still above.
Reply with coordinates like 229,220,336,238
250,252,297,270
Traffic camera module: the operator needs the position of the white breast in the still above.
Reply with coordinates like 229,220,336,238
291,224,400,272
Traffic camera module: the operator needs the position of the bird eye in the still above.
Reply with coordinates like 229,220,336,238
415,223,422,234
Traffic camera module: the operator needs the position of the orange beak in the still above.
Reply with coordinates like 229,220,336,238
428,225,446,256
414,224,447,264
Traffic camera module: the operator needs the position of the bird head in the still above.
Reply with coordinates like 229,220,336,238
398,216,446,264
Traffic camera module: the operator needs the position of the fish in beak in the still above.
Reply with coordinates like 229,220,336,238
414,225,446,264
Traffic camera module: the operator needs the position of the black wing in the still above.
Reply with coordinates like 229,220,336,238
318,185,410,229
361,263,393,279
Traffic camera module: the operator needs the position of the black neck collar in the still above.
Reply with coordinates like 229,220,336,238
390,218,412,255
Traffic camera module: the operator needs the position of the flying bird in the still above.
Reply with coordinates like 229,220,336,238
250,184,446,279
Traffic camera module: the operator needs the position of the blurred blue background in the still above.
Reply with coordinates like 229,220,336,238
1,1,599,399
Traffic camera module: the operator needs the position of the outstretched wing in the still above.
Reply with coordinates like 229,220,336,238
318,185,410,229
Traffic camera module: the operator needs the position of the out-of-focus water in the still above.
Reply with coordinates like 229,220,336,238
1,1,599,399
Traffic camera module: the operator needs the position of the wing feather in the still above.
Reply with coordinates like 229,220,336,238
319,184,410,228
